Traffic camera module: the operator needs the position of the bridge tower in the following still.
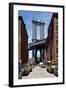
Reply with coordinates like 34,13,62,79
32,19,46,65
32,19,45,42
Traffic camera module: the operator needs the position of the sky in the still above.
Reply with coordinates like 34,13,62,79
18,10,53,58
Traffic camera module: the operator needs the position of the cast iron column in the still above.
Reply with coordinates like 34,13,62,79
34,49,37,64
32,49,35,61
44,48,47,65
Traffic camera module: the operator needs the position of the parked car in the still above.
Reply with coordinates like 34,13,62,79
21,64,32,76
21,64,29,76
27,63,32,72
46,66,54,73
39,62,46,68
28,60,35,69
19,64,29,79
18,62,33,79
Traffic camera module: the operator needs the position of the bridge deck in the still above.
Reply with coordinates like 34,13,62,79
28,39,47,50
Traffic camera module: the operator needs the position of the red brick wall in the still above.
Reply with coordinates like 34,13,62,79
46,13,58,64
18,17,28,64
21,22,28,64
18,20,21,60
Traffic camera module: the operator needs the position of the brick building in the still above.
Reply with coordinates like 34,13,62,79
18,16,28,64
46,13,58,66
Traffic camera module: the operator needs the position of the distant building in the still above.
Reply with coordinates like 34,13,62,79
18,16,28,64
46,13,58,65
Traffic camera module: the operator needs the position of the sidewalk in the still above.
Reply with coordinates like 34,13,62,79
22,65,55,79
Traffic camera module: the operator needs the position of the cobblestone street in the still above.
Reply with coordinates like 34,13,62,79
22,66,55,79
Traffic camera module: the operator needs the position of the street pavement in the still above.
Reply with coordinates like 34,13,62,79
22,65,55,79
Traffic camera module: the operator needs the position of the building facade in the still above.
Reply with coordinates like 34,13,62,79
46,13,58,65
18,16,28,64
